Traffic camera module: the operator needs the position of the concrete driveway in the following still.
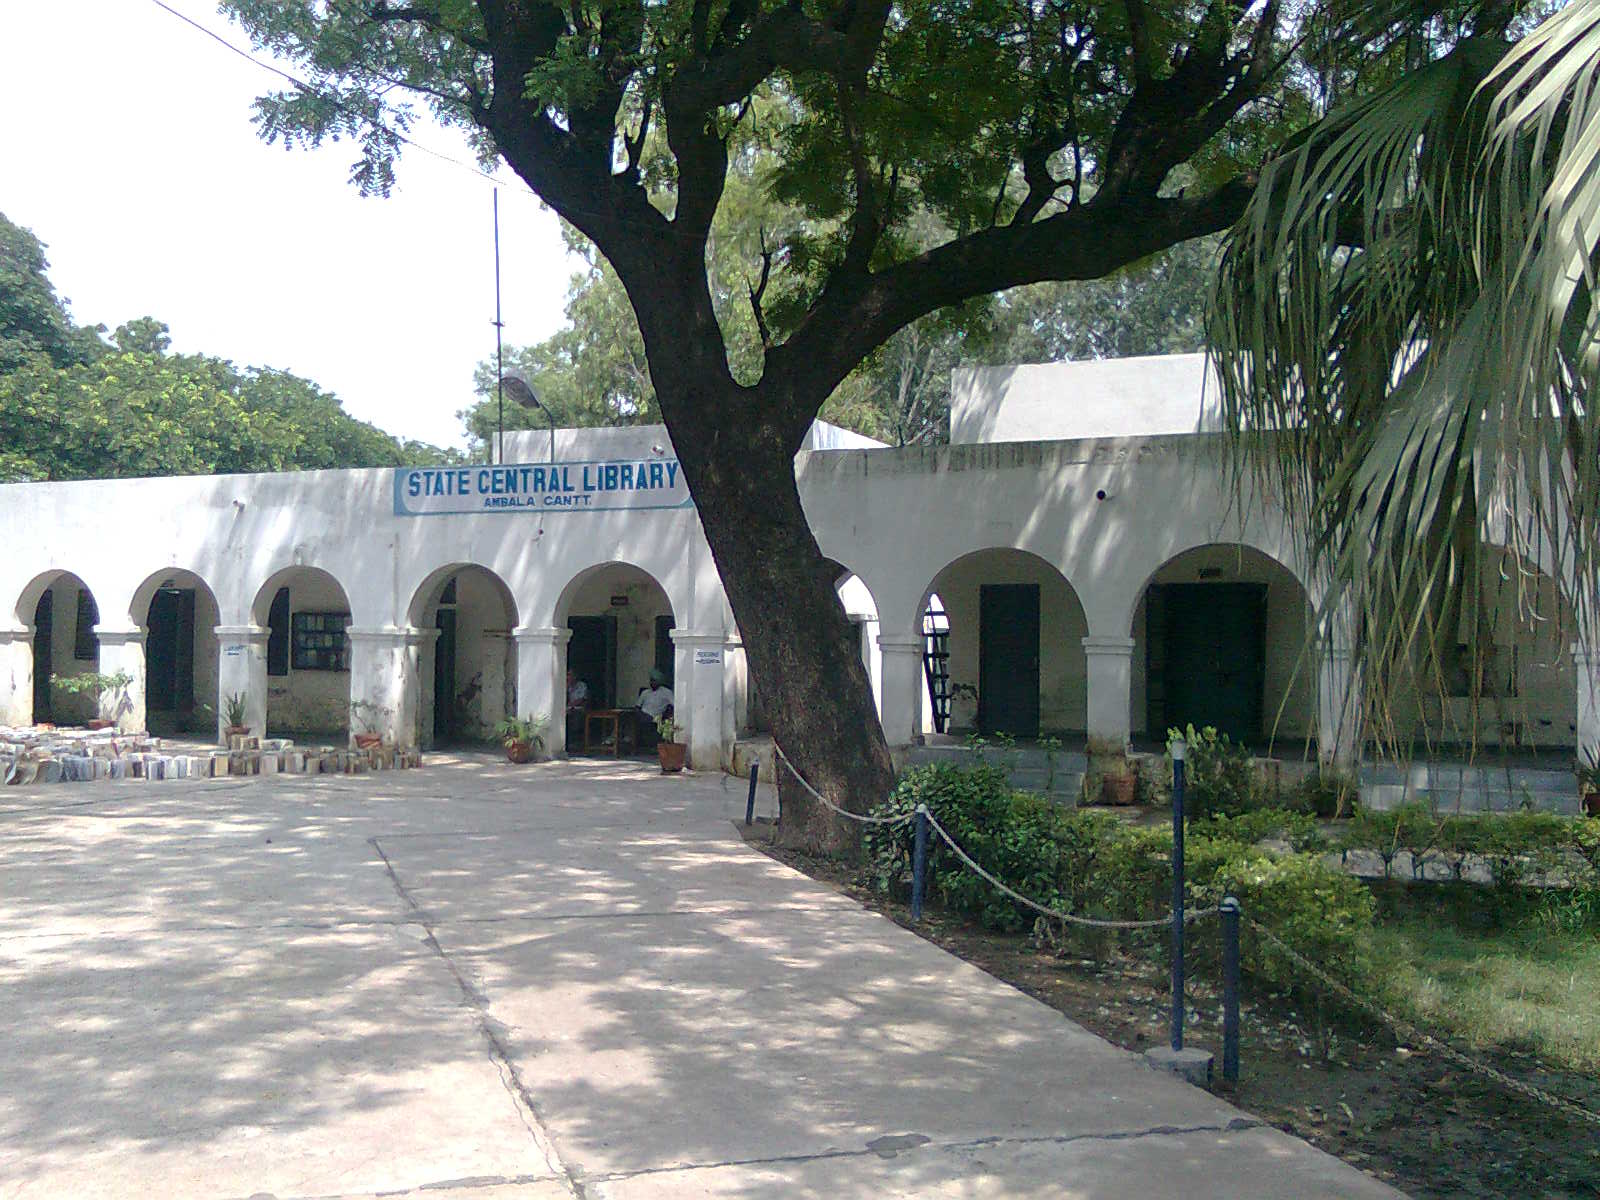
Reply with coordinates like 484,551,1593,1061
0,755,1401,1199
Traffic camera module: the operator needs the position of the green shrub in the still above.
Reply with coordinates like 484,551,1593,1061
866,762,1127,932
1294,767,1360,818
1168,724,1260,819
1194,808,1324,853
1186,835,1376,997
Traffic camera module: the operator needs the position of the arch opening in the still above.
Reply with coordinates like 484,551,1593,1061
1382,546,1578,755
131,569,221,737
409,565,519,748
1130,544,1314,750
918,548,1088,740
555,562,677,755
17,570,101,727
250,566,355,742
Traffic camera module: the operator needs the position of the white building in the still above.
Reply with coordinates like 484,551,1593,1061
1,355,1592,786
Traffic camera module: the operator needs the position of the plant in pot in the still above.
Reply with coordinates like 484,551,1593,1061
52,671,133,730
349,699,389,751
655,714,686,773
495,714,549,764
1085,734,1136,805
1577,750,1600,818
222,691,251,739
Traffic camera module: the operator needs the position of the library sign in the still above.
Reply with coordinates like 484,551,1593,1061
394,459,693,516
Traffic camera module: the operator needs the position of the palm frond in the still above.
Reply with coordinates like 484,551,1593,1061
1209,0,1600,753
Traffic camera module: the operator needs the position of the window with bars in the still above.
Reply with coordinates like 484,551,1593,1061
290,611,352,671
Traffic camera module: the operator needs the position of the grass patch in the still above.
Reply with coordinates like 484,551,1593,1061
1371,885,1600,1073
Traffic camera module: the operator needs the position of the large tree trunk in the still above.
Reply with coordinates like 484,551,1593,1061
665,387,896,856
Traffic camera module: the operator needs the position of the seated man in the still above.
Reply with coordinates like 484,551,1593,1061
635,669,674,749
565,668,590,752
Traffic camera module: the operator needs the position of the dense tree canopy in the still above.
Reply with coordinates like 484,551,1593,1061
0,211,456,482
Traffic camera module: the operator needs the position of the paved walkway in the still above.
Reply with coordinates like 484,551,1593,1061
0,755,1402,1198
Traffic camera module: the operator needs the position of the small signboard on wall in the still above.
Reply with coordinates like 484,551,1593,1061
694,649,720,666
394,459,693,516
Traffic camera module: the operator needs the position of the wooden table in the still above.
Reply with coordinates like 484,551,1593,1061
583,708,637,756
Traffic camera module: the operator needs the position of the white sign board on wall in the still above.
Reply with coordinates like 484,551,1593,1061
395,460,693,516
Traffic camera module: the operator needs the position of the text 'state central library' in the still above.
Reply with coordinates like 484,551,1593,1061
3,354,1595,806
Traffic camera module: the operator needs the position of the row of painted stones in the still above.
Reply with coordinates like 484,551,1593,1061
3,746,422,786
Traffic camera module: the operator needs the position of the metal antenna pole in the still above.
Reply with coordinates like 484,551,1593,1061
493,187,505,466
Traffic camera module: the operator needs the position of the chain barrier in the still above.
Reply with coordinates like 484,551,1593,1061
770,742,915,827
922,808,1219,931
774,739,1598,1126
1246,916,1600,1129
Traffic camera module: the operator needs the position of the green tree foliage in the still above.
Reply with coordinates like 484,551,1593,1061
0,212,459,481
0,213,101,371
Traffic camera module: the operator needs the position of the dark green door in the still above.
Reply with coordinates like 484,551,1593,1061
433,607,457,742
567,615,618,708
978,583,1040,738
1160,583,1266,743
32,591,52,722
146,588,197,718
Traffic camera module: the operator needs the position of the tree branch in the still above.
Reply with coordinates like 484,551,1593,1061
761,179,1256,444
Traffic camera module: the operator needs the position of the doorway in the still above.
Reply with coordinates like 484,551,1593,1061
978,583,1040,737
568,614,618,708
146,587,197,730
31,590,52,723
1156,582,1266,743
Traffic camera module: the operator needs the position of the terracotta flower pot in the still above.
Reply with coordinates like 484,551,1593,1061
86,718,113,731
657,741,687,773
225,725,251,738
505,739,535,764
1101,773,1138,806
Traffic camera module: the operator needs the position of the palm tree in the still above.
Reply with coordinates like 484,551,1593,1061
1209,0,1600,752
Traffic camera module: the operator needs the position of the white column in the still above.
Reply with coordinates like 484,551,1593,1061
514,626,569,757
347,627,424,750
1318,642,1362,767
481,630,511,733
94,627,147,734
1082,635,1135,747
0,628,33,727
1574,644,1600,765
877,633,925,746
215,625,269,743
670,630,727,771
720,634,742,753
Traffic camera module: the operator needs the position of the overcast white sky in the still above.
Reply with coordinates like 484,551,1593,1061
0,1,577,449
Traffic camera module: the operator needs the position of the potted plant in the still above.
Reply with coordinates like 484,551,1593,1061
52,671,133,730
496,714,549,764
349,699,388,751
1085,734,1136,805
1577,750,1600,817
222,691,251,738
655,714,687,773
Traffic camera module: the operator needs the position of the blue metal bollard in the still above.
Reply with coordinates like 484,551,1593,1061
1170,738,1187,1052
745,760,759,826
911,805,929,922
1220,895,1241,1082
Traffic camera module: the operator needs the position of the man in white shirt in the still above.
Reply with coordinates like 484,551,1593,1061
636,669,674,747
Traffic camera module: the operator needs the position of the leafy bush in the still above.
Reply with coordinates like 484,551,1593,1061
868,761,1372,996
1168,724,1260,819
1295,767,1360,818
1193,808,1324,853
867,762,1128,931
1186,836,1376,996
